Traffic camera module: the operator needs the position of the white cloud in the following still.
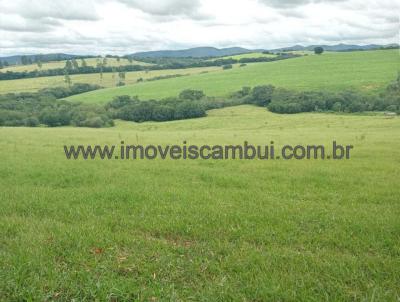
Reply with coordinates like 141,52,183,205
0,0,398,55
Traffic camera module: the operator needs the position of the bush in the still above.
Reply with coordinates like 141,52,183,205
314,47,324,55
248,85,275,106
152,105,175,121
222,64,233,70
179,89,205,101
24,117,39,127
174,102,206,120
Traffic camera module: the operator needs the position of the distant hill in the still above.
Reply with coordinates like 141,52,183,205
131,47,258,58
1,44,397,65
273,43,399,52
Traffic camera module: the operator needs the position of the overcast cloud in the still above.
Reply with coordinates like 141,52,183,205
0,0,398,55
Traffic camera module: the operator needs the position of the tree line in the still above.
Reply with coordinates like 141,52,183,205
0,53,300,81
231,74,400,114
0,84,113,127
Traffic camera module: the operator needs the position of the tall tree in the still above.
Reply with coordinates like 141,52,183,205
65,60,73,70
64,69,72,87
71,59,79,69
314,47,324,55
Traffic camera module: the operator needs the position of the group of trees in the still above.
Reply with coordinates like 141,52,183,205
106,90,208,122
229,75,400,114
0,83,114,127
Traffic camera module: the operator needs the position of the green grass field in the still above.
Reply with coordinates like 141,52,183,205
0,66,222,94
1,57,150,73
66,50,400,104
1,105,399,300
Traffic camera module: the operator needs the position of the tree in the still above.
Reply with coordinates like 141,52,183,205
64,69,72,87
65,60,73,70
97,62,104,82
37,61,43,70
249,85,275,106
71,59,79,69
21,56,28,65
117,72,126,86
314,47,324,55
81,58,87,67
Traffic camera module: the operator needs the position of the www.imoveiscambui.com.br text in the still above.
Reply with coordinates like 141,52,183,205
64,141,354,160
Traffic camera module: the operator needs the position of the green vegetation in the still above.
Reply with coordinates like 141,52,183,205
66,50,400,104
0,84,115,128
1,105,399,300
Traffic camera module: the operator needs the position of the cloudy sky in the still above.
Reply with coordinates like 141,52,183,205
0,0,398,55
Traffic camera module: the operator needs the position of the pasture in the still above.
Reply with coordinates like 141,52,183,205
211,52,277,60
0,105,399,300
66,49,400,103
0,57,150,73
0,66,222,94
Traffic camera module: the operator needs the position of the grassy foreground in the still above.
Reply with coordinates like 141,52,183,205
0,106,399,301
67,49,400,103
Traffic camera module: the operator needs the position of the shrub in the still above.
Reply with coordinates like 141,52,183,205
179,89,205,101
248,85,275,107
174,101,206,120
24,117,40,127
314,47,324,55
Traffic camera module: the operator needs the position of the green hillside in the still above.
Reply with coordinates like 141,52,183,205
212,52,277,60
67,50,400,104
0,66,222,94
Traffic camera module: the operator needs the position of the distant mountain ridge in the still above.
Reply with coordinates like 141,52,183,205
0,44,397,64
272,43,399,52
130,44,398,58
131,47,258,58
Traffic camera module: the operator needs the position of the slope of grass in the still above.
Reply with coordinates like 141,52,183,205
0,66,222,94
1,57,151,73
212,52,277,60
0,105,399,300
67,50,400,104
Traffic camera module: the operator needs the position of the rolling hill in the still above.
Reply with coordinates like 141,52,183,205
67,49,400,104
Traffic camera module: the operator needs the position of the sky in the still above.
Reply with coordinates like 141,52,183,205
0,0,398,56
